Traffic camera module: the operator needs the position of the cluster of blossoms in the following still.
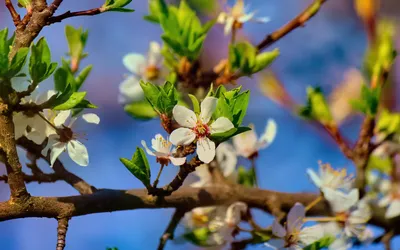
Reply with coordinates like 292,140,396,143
13,89,100,167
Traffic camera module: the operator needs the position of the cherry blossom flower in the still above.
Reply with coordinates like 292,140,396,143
170,97,234,163
307,163,353,192
217,0,269,35
118,41,165,104
141,134,186,166
323,188,372,240
13,90,56,144
42,110,100,167
266,203,323,249
184,202,247,246
232,119,277,159
378,183,400,219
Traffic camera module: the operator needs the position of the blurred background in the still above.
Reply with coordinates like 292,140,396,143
0,0,399,249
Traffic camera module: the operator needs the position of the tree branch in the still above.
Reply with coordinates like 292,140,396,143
47,8,103,25
5,0,21,25
56,217,69,250
0,173,62,184
256,0,328,51
157,209,186,250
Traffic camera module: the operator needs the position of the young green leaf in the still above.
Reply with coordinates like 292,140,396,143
7,47,29,78
29,38,57,83
210,127,251,143
188,94,200,113
303,236,335,250
183,228,212,247
65,26,89,63
299,86,334,125
53,92,87,110
102,0,134,12
0,28,10,76
124,101,159,120
237,166,255,187
120,147,151,188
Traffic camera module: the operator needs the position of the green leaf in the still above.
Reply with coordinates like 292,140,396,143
188,94,200,113
140,81,161,107
145,0,169,23
124,101,158,120
18,0,31,7
252,49,280,73
120,147,151,187
54,68,69,92
65,26,89,62
299,86,334,125
102,0,134,12
0,28,10,76
7,47,29,77
74,99,98,109
237,166,255,187
376,110,400,138
350,84,380,116
29,38,57,83
210,127,251,143
53,92,87,110
231,90,250,127
183,228,212,247
303,236,335,250
75,64,93,90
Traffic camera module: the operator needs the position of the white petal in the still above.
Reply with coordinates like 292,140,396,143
151,134,170,154
323,188,359,213
272,220,286,238
36,90,57,104
299,224,324,246
287,203,305,233
172,105,197,128
191,164,212,187
67,140,89,166
13,112,28,139
216,143,237,177
118,76,144,104
169,156,186,166
237,12,255,23
200,97,218,124
54,110,71,127
197,137,216,164
217,12,228,24
169,128,196,146
49,142,66,167
307,168,322,188
26,129,48,145
82,113,100,124
225,202,247,226
378,195,391,207
257,119,277,150
141,140,155,156
224,17,234,35
329,237,352,250
123,53,146,75
210,117,234,134
265,239,286,249
147,41,162,66
254,16,270,23
232,125,257,158
385,200,400,219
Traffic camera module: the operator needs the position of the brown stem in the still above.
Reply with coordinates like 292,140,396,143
256,0,328,51
382,230,394,250
323,124,354,160
0,109,30,201
153,164,165,188
47,8,103,24
56,217,69,250
157,209,186,250
5,0,21,25
0,173,62,184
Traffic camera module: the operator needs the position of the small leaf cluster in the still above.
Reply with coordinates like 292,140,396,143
237,166,256,188
376,110,400,139
299,86,334,126
48,26,96,112
350,84,380,116
102,0,134,12
303,236,335,250
146,0,214,61
229,42,279,75
0,28,29,79
207,85,251,142
120,147,151,188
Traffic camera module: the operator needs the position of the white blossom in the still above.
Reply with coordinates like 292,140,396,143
184,202,247,246
378,183,400,219
232,119,276,158
266,203,323,249
217,0,269,35
118,41,165,104
13,90,57,144
170,97,234,163
307,163,353,192
141,134,186,166
42,110,100,167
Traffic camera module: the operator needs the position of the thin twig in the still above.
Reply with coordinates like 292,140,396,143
323,124,354,160
256,0,328,51
157,209,186,250
381,230,394,250
5,0,21,26
47,8,103,25
48,0,63,13
250,158,258,187
153,164,165,188
56,217,70,250
0,173,62,184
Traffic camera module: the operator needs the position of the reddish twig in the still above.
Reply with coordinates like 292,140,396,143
157,209,186,250
5,0,21,26
56,218,70,250
47,8,103,25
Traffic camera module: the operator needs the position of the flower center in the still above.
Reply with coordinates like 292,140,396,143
58,126,75,143
336,212,349,223
192,213,209,227
193,122,210,138
145,65,160,80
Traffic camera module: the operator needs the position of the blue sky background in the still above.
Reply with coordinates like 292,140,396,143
0,0,399,249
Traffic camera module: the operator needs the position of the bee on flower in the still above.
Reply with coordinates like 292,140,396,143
217,0,270,35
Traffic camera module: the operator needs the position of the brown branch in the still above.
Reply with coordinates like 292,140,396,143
48,0,63,13
381,230,394,250
0,173,62,184
17,137,97,195
256,0,328,51
56,217,69,250
157,209,186,250
47,8,103,25
323,124,354,160
5,0,21,25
